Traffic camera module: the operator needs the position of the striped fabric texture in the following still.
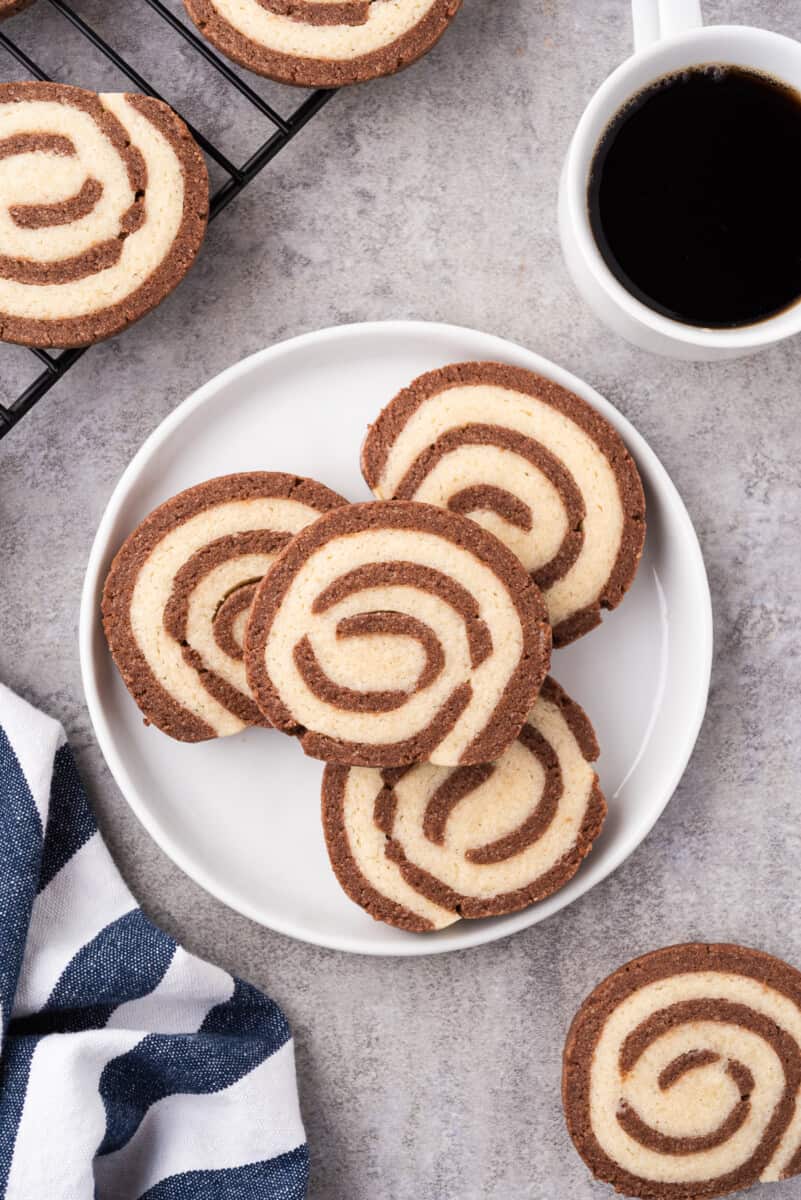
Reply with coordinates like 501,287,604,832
0,683,309,1199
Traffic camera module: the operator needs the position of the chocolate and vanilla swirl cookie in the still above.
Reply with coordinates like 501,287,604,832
102,473,347,742
322,677,606,932
183,0,461,88
563,944,801,1199
245,500,551,766
0,82,207,347
362,362,646,647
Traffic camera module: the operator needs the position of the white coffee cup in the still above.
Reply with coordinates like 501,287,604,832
559,1,801,360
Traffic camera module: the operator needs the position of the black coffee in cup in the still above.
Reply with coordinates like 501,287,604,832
588,65,801,328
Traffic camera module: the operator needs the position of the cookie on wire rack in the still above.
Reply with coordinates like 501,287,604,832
102,472,347,742
183,0,462,88
322,676,606,932
362,361,646,647
244,500,551,767
563,943,801,1200
0,81,207,347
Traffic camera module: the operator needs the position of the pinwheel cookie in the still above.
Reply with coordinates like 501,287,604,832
322,677,606,932
0,81,207,347
563,943,801,1199
183,0,461,88
245,500,551,766
102,472,347,742
362,362,646,646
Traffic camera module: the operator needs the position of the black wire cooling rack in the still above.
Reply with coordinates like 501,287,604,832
0,0,336,439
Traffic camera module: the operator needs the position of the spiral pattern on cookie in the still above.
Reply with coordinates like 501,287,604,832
563,944,801,1199
322,677,606,932
0,82,207,347
102,473,347,742
362,362,646,647
245,500,551,767
183,0,461,88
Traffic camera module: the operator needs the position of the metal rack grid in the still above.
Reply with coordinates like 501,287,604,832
0,0,336,439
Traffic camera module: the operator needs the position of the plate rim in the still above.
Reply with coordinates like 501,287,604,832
79,319,713,957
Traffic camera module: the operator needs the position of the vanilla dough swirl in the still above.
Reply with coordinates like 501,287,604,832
563,944,801,1199
245,500,551,767
362,362,646,646
0,81,208,347
102,472,347,742
322,677,606,932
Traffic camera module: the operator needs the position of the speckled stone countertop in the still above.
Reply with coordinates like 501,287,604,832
1,2,799,1196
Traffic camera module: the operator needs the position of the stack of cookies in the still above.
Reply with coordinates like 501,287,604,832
103,360,646,933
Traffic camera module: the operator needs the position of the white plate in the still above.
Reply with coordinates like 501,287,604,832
80,321,712,957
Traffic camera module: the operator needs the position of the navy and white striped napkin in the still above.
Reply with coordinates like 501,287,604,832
0,682,309,1199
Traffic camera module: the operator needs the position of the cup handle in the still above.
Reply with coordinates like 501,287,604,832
632,0,703,52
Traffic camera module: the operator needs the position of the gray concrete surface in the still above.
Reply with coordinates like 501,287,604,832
2,1,800,1196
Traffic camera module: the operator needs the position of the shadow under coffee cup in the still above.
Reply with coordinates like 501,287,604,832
559,1,801,360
